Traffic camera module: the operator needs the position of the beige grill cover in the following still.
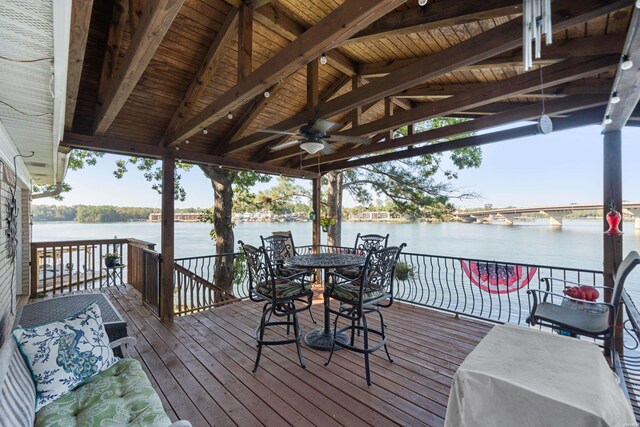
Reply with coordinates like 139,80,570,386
445,324,635,427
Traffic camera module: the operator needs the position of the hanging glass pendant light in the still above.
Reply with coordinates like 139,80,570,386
523,0,553,71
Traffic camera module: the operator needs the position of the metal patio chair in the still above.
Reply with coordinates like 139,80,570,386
324,243,406,385
527,250,640,364
337,233,390,279
260,232,317,324
239,240,314,373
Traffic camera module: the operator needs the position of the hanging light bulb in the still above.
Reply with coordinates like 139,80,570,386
320,53,328,65
611,92,621,104
603,115,613,125
418,0,428,5
202,128,208,135
176,146,180,151
264,90,270,98
185,139,190,144
621,55,634,70
227,112,233,119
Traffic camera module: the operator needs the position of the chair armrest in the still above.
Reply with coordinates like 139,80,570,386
326,271,358,284
277,270,315,283
109,336,137,357
169,421,192,427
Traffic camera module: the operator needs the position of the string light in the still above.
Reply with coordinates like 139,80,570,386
611,92,621,104
320,53,327,65
185,139,190,144
227,112,233,119
603,115,613,125
621,55,634,70
418,0,428,5
202,128,208,135
264,91,270,98
176,146,180,151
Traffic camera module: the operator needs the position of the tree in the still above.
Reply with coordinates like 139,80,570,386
326,117,482,245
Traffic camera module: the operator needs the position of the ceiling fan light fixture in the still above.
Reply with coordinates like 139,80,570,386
418,0,428,5
300,141,324,154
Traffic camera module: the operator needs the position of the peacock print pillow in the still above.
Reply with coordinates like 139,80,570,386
12,303,119,411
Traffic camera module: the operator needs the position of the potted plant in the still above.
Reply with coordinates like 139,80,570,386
395,261,413,281
320,216,336,232
104,253,121,267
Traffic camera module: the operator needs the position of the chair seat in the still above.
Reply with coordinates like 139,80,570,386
336,266,362,279
328,282,385,303
256,279,310,300
533,302,610,335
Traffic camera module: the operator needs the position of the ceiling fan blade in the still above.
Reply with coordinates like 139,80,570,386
310,119,337,135
270,139,300,151
319,140,336,155
326,134,371,145
259,129,300,136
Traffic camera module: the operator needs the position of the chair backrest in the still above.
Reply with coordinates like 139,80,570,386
239,241,275,293
361,243,407,294
261,232,296,264
612,251,640,308
354,233,390,254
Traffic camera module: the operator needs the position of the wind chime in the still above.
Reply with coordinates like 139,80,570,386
522,0,553,71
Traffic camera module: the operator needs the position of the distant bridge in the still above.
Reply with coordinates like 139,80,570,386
454,203,640,228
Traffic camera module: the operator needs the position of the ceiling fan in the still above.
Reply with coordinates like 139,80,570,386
259,119,370,155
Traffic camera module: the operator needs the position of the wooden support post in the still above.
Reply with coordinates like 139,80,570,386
384,97,394,141
603,130,623,354
160,154,175,323
238,5,253,82
312,177,321,253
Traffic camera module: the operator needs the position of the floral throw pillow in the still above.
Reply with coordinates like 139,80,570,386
12,302,119,411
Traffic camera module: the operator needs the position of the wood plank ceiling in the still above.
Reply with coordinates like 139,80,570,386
62,0,638,177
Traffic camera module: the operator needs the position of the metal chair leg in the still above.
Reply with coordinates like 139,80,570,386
286,313,291,335
308,306,317,324
253,304,270,373
376,307,393,363
362,312,371,386
324,314,340,367
292,310,306,369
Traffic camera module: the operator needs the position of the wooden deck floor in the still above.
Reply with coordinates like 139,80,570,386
103,286,493,427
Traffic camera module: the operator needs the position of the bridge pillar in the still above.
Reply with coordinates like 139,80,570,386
543,211,565,227
471,215,487,224
499,213,516,225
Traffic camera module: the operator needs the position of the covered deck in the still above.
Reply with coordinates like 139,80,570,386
102,285,491,427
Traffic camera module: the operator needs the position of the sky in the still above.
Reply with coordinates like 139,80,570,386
35,123,640,210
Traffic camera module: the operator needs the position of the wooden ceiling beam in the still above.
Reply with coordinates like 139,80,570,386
299,94,608,168
62,132,317,179
337,56,617,139
163,0,405,147
128,0,144,34
321,109,605,171
94,0,184,135
238,5,253,82
161,8,239,143
253,3,357,77
97,0,129,105
65,0,94,130
358,33,626,77
226,0,628,155
344,0,522,45
215,83,283,149
394,78,614,99
603,6,640,131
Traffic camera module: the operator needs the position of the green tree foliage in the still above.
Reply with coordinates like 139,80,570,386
114,157,193,201
343,117,482,218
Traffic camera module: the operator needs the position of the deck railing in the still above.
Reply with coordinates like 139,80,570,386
30,238,156,296
173,253,247,315
297,244,604,325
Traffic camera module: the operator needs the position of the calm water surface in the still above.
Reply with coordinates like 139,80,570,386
33,219,640,271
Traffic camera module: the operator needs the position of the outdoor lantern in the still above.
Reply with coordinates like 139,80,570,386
605,207,623,236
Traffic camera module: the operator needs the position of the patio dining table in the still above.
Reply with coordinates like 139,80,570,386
287,252,366,350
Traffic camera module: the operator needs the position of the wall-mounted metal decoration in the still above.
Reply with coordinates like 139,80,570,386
5,187,18,259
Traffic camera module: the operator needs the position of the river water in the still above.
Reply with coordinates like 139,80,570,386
33,219,640,271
